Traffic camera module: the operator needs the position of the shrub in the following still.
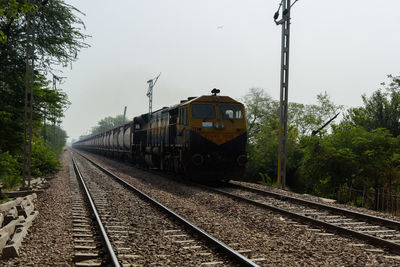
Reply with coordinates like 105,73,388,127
0,151,21,189
31,137,60,177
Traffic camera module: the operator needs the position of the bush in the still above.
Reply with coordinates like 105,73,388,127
0,151,21,189
31,137,60,177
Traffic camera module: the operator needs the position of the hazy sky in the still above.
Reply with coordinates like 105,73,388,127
61,0,400,141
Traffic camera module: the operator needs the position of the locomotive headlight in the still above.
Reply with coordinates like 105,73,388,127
237,154,247,166
215,121,225,129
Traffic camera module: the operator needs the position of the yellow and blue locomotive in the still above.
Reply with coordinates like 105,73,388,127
73,89,247,181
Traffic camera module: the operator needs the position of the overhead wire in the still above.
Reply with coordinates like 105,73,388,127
290,0,299,8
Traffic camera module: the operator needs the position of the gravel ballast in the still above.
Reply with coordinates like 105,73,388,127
3,148,400,266
2,150,74,266
74,153,238,266
80,151,400,266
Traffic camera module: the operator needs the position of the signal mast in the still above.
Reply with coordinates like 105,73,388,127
146,73,161,118
146,73,161,145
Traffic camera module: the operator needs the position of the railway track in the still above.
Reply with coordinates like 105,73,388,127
70,156,120,266
70,150,258,266
202,182,400,255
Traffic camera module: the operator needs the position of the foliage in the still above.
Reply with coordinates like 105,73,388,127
1,0,89,69
0,0,87,184
258,172,274,187
242,88,279,139
80,115,129,139
0,73,70,156
245,116,300,185
31,136,60,177
243,88,342,186
299,125,400,197
243,88,343,139
0,151,20,188
243,77,400,211
289,92,343,136
41,123,68,155
0,0,35,43
344,75,400,137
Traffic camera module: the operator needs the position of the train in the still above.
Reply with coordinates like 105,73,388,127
73,89,248,181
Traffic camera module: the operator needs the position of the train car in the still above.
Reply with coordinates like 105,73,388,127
73,89,247,181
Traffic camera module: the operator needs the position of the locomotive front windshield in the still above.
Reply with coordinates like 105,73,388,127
192,104,216,119
220,105,243,120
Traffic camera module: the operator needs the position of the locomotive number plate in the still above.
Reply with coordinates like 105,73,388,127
202,122,213,128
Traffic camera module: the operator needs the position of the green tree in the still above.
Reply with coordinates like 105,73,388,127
243,88,342,187
0,0,88,188
345,75,400,137
80,115,130,140
245,117,300,185
0,151,20,188
242,88,279,139
0,0,35,43
92,115,129,134
289,92,343,136
243,88,342,139
300,125,400,200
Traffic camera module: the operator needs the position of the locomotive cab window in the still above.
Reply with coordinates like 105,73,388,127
192,104,215,119
220,105,243,120
179,107,188,125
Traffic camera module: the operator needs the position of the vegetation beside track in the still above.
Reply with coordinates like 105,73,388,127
244,74,400,212
0,1,88,189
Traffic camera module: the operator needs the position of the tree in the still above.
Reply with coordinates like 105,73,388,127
243,88,343,187
345,74,400,137
1,0,87,152
242,88,279,139
0,0,34,43
289,92,343,136
0,0,88,188
245,116,300,185
299,124,400,201
80,115,130,140
243,88,342,139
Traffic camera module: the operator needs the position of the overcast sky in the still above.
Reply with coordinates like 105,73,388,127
61,0,400,141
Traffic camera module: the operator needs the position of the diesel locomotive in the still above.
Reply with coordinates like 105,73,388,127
73,89,247,181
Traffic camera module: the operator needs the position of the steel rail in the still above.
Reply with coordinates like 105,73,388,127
73,150,258,267
227,182,400,230
202,184,400,255
71,156,121,267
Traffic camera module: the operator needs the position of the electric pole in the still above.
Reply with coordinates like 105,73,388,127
146,73,161,117
52,75,57,153
146,73,161,146
123,106,127,123
22,7,35,190
274,0,296,189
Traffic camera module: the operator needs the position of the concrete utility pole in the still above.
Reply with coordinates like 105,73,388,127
22,8,35,190
274,0,293,189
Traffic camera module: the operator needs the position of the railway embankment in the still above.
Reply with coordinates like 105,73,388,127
1,151,74,266
2,149,400,266
81,151,400,266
